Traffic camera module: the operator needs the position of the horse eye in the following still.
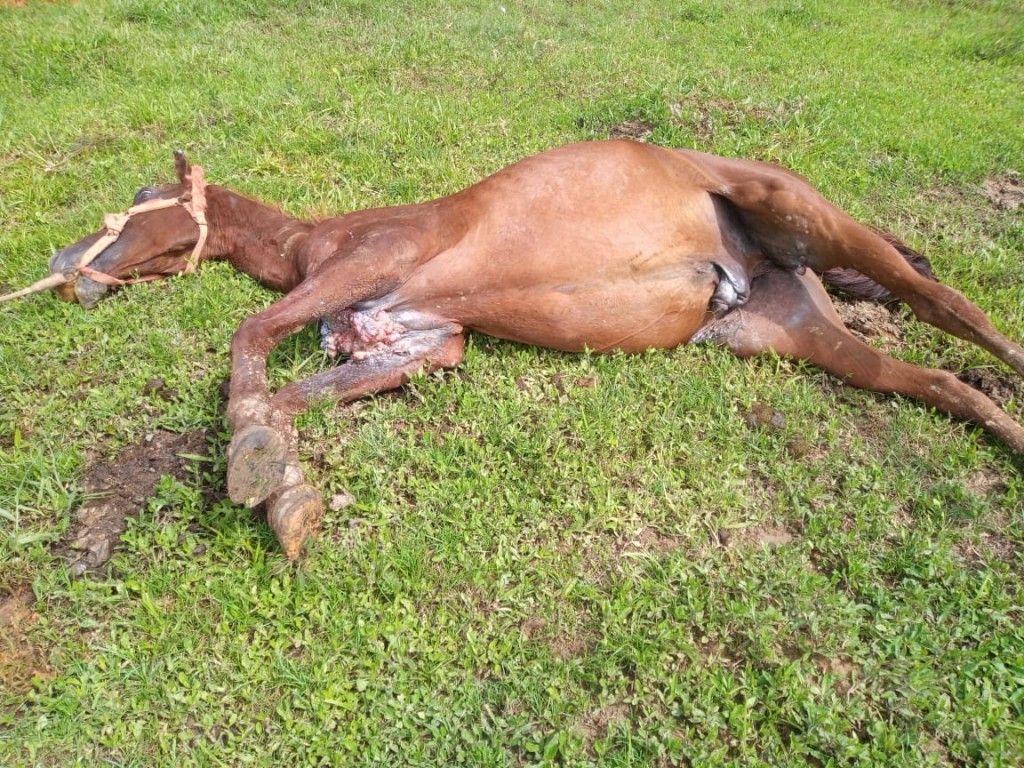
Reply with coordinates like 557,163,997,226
133,187,157,204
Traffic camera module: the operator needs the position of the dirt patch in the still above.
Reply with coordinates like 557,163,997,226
1,587,52,694
458,586,499,617
921,734,953,767
955,532,1019,568
978,532,1018,564
695,636,737,667
786,435,817,459
579,525,682,583
982,172,1024,211
58,430,209,577
720,524,795,549
965,467,1008,497
550,372,598,394
813,654,859,695
520,616,547,640
576,703,629,751
957,367,1021,408
741,401,786,432
738,398,818,458
608,119,654,142
913,177,1015,234
834,301,904,350
328,490,356,511
740,403,820,461
748,526,794,547
142,377,178,402
670,94,801,141
617,526,680,558
519,615,591,660
550,633,590,661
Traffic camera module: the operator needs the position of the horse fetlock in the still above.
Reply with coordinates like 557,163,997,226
227,394,271,431
1005,347,1024,378
227,424,289,507
267,483,324,560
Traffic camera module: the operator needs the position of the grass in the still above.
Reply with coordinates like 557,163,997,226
1,0,1023,765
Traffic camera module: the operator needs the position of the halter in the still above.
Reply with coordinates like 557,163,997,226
72,167,209,287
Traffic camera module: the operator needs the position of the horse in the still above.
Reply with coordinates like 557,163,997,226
3,142,1022,559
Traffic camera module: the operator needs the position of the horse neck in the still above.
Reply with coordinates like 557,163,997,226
205,186,314,292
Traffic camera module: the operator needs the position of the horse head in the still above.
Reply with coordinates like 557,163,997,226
1,151,208,308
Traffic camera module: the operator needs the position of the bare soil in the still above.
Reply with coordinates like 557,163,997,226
608,119,654,142
576,703,629,751
741,401,786,432
0,587,51,694
57,430,209,577
965,467,1008,498
617,525,680,558
519,616,591,661
954,532,1019,568
670,94,801,141
833,301,904,350
520,616,547,640
719,524,796,549
550,633,590,661
956,367,1021,408
744,525,795,547
982,172,1024,211
813,654,859,695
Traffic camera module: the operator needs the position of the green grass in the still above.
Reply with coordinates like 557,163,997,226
2,0,1023,765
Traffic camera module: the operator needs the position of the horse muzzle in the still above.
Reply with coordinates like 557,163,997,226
47,246,111,308
64,274,109,308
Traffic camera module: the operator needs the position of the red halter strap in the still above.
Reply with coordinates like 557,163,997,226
72,167,209,286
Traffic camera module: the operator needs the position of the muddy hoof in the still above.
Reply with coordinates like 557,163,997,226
227,424,288,508
267,483,324,560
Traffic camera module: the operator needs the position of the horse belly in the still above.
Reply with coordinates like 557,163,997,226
424,268,718,353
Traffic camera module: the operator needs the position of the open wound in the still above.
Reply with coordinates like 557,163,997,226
320,308,407,360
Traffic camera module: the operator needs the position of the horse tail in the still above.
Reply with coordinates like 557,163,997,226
820,230,937,302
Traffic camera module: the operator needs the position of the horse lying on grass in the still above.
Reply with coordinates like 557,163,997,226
4,142,1022,559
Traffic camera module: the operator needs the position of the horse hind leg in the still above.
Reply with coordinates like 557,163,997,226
714,164,1024,377
696,266,1024,454
819,219,1024,378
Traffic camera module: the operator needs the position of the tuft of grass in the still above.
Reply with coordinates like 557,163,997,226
1,1,1022,765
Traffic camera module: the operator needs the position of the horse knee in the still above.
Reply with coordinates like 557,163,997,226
231,316,274,357
918,367,959,399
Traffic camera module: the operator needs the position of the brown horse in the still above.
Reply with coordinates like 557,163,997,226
4,142,1023,559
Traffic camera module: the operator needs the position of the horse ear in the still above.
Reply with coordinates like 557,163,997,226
173,149,191,182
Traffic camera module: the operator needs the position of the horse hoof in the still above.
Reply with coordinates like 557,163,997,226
267,483,323,560
227,424,288,508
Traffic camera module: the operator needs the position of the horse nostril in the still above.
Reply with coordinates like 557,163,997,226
74,274,109,309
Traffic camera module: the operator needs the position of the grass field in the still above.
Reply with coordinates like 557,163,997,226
2,0,1024,765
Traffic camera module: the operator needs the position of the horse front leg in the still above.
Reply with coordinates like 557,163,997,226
225,234,424,509
259,327,464,559
224,278,343,509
